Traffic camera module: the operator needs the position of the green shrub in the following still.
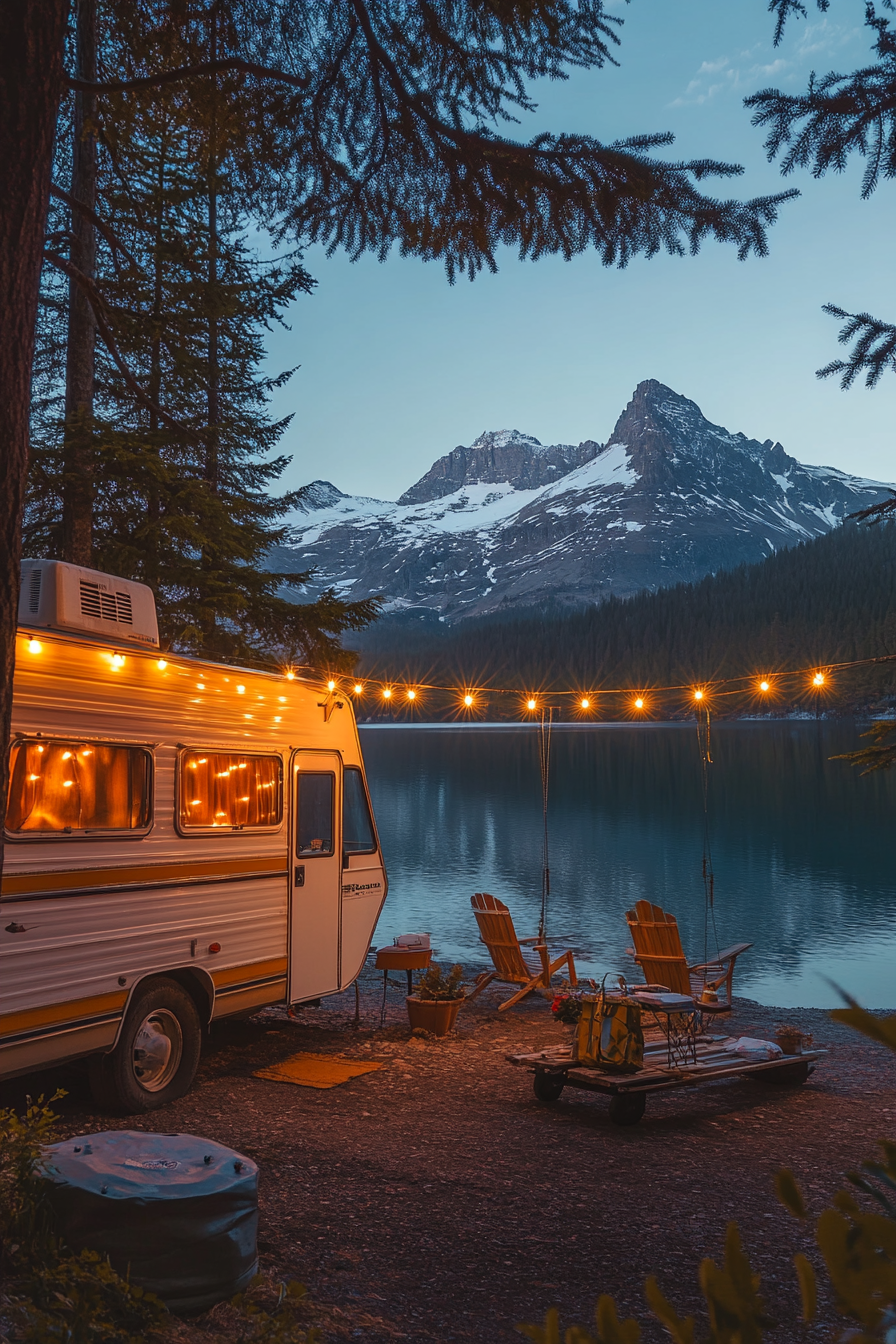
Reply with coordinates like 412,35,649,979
519,1000,896,1344
413,962,465,1001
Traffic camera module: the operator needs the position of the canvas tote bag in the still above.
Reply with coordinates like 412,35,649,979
575,988,644,1073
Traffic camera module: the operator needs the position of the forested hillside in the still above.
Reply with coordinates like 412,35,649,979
355,521,896,716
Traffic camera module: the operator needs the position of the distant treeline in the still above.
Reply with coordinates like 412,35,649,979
355,521,896,717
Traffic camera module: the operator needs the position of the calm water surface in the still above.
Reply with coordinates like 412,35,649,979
359,722,896,1009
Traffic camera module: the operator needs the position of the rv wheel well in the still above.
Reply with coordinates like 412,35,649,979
160,969,214,1026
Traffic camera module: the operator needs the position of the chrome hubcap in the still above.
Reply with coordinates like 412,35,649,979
132,1008,183,1092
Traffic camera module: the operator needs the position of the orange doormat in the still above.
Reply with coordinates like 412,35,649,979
253,1052,385,1089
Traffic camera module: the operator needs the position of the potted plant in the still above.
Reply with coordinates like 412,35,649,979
406,963,465,1036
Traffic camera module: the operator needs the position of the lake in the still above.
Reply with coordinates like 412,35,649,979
359,721,896,1009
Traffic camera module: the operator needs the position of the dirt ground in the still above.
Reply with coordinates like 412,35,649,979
4,969,896,1343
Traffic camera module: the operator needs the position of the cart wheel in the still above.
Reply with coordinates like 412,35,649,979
533,1071,566,1103
766,1060,812,1086
609,1091,646,1126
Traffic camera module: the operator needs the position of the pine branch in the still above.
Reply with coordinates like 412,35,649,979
49,184,139,269
834,720,896,773
817,304,896,389
42,249,200,441
767,0,829,48
746,5,896,190
67,57,310,94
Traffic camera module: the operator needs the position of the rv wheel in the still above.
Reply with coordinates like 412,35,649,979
89,978,202,1114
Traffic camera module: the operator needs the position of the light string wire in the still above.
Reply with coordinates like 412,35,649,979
285,649,896,710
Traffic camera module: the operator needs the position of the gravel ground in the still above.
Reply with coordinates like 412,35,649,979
4,968,896,1343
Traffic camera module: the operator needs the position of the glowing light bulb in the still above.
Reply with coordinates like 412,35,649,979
580,698,590,710
62,780,73,788
383,688,392,700
28,639,41,654
328,680,336,692
694,689,704,701
354,683,363,694
407,689,416,700
813,672,825,686
527,698,537,711
157,658,167,670
634,698,644,710
286,670,295,681
111,653,125,668
236,684,245,694
62,751,72,760
759,680,770,692
464,694,473,707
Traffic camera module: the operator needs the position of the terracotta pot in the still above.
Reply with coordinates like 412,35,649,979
775,1028,803,1056
405,995,464,1037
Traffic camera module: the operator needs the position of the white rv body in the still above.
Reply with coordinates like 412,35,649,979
1,562,387,1092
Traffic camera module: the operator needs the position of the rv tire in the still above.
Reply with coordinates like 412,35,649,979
89,978,202,1114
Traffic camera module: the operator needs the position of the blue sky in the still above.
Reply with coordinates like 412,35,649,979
265,0,896,501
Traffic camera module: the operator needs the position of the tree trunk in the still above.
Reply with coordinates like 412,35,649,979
0,0,68,866
62,0,97,567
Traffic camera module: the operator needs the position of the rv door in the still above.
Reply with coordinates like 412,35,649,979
289,751,342,1002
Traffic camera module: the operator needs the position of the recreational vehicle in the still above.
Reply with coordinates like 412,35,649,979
0,560,387,1112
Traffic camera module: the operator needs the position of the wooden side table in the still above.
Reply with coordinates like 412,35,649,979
374,947,433,1025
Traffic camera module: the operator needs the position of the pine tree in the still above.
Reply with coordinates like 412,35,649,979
28,16,379,668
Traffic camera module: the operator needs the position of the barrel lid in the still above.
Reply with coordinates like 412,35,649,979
42,1131,257,1201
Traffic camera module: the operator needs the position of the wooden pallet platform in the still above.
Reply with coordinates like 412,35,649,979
507,1036,826,1125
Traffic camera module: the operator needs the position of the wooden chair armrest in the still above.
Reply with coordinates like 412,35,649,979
689,942,752,972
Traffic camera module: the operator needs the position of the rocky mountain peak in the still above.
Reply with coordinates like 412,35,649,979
398,428,601,505
274,381,894,623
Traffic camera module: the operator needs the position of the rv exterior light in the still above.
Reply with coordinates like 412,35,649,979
760,680,770,692
157,658,167,670
581,698,590,710
527,698,537,711
286,670,296,681
634,698,645,710
464,694,474,707
813,671,825,686
694,689,704,701
28,639,41,654
236,684,245,694
111,654,125,668
383,688,392,700
354,684,363,694
407,690,416,701
328,679,336,692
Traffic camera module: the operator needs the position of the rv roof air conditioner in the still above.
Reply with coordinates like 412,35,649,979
18,560,160,648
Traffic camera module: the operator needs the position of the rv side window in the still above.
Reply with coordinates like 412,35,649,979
180,752,282,829
296,773,334,856
343,768,376,854
7,740,151,834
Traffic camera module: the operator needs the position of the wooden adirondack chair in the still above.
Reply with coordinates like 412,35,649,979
625,900,752,1009
467,892,577,1012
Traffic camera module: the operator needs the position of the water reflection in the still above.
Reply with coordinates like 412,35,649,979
360,722,896,1008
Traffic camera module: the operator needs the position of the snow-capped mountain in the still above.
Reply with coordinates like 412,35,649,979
274,380,894,622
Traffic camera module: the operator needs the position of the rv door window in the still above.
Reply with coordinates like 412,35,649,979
179,753,282,829
343,768,376,854
7,740,151,834
296,772,334,856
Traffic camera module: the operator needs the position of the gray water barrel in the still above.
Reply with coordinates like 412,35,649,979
40,1131,258,1312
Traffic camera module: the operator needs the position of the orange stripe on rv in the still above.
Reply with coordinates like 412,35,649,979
0,854,286,897
212,957,288,989
0,989,128,1039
